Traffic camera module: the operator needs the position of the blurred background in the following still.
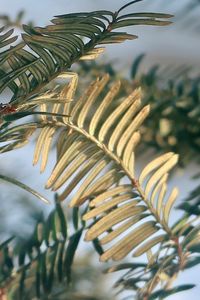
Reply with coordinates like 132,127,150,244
0,0,200,299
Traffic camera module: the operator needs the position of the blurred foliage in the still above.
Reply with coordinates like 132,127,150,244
0,11,34,30
0,198,111,300
178,172,200,216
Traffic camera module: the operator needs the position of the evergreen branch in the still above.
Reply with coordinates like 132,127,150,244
0,2,172,105
1,71,198,300
0,2,199,299
19,74,180,264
